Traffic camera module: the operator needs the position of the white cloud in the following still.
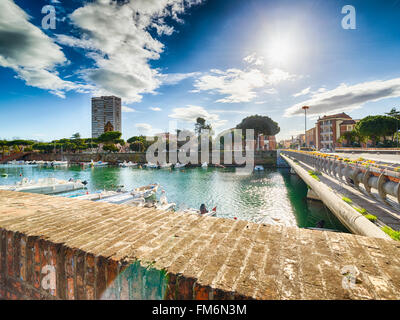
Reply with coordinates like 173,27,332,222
56,0,204,103
0,0,89,98
169,105,228,128
149,107,162,111
160,72,202,85
122,106,136,113
243,53,264,66
285,78,400,117
136,123,153,134
293,87,311,97
193,66,297,103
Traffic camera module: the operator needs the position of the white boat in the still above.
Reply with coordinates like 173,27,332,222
254,165,264,171
201,162,208,168
51,160,69,167
73,190,120,201
96,184,159,205
96,192,137,205
145,162,158,169
132,184,159,198
174,162,186,169
159,163,172,169
90,160,108,167
0,177,85,195
119,161,138,168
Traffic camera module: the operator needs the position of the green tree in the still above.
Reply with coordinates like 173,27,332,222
71,133,81,140
385,108,400,146
195,117,212,136
130,141,144,152
97,131,122,144
236,115,280,136
356,115,399,146
97,131,122,153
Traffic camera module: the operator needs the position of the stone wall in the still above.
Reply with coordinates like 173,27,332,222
1,190,400,300
24,151,277,166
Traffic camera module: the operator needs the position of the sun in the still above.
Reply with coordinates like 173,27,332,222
266,38,294,66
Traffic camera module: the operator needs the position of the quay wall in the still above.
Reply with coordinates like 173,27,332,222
23,151,278,166
1,191,400,300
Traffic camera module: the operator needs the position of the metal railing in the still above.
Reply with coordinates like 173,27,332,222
281,150,400,208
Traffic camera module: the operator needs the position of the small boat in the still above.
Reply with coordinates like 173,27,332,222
119,161,138,168
215,164,225,169
144,162,158,169
73,190,120,201
132,184,159,199
201,162,208,168
254,165,264,171
1,173,8,178
174,162,186,169
96,184,158,205
96,192,137,205
159,163,172,169
0,177,85,195
51,160,68,167
90,160,108,167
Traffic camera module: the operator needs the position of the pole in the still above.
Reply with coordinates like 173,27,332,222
304,108,307,147
302,106,309,148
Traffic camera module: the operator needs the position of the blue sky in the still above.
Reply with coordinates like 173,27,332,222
1,0,400,141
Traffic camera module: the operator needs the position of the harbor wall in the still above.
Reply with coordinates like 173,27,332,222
0,190,399,300
23,151,278,166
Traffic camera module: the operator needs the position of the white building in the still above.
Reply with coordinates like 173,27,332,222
91,96,122,138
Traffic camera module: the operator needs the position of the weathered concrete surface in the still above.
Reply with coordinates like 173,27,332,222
0,190,400,300
282,154,391,239
282,154,400,231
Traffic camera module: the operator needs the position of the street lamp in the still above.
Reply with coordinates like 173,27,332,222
302,106,310,148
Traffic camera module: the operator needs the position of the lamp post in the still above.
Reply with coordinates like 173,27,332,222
302,106,310,148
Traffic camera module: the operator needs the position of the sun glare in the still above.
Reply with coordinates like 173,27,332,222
266,38,294,66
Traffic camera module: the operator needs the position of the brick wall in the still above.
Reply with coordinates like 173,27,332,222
24,151,277,166
1,191,399,300
0,228,249,300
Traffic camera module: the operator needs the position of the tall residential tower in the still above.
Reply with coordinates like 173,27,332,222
91,96,122,138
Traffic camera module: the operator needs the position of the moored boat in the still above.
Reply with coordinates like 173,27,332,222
119,161,138,168
0,177,85,195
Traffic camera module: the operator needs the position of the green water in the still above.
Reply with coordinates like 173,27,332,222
0,165,349,232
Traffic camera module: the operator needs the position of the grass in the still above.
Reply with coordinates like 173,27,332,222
381,226,400,241
364,214,378,222
308,170,321,181
342,196,353,204
355,207,367,215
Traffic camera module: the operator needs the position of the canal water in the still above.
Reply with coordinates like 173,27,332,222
0,165,349,232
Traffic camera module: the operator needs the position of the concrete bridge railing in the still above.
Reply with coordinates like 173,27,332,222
282,150,400,209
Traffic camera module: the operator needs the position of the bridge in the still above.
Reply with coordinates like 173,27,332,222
0,190,399,300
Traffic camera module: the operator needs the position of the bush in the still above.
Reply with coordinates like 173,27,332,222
364,214,377,222
103,145,119,153
355,207,367,215
308,170,321,181
381,226,400,241
342,197,352,204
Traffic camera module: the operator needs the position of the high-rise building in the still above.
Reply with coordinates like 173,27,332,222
91,96,122,138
